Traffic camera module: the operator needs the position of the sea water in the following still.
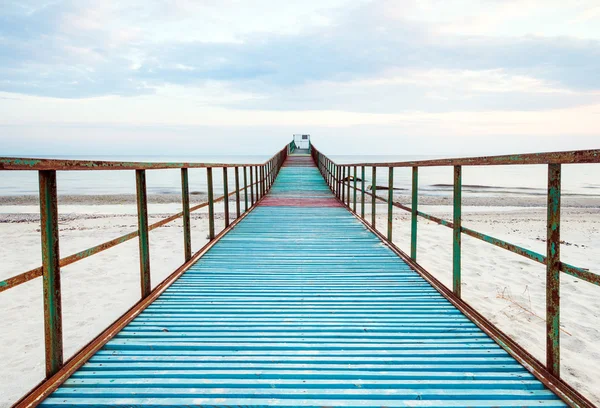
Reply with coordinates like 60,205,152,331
0,154,598,198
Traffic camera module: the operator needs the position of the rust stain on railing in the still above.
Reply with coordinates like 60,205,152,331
312,145,600,408
0,143,291,396
2,140,599,408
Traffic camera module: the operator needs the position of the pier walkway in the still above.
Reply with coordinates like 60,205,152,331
39,153,565,407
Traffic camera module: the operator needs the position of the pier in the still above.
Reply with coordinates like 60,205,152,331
1,141,599,407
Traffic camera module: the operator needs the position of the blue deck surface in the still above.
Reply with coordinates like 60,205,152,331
40,154,565,407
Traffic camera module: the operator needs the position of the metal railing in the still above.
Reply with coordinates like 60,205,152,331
0,142,292,383
311,146,599,407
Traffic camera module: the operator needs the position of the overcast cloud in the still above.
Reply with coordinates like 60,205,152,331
1,0,599,155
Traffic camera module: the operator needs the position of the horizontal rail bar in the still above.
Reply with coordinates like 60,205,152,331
0,185,254,293
316,148,600,168
314,144,597,408
338,180,600,287
0,157,280,171
13,191,265,408
346,208,596,408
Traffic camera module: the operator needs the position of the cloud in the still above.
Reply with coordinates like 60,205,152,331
225,68,600,113
0,0,599,129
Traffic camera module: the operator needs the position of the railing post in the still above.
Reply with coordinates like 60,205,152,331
341,166,346,204
271,160,275,187
353,166,357,212
453,165,462,297
250,166,255,205
181,168,192,262
338,165,342,199
387,167,394,241
336,165,340,198
235,166,241,218
332,161,335,190
39,170,63,378
255,166,260,200
371,166,377,228
261,166,265,197
346,166,351,207
411,166,418,261
223,167,230,228
333,164,336,195
361,166,365,219
135,169,151,298
265,162,269,190
207,167,215,240
547,163,561,377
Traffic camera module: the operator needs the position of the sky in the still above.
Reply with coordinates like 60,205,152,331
1,0,599,156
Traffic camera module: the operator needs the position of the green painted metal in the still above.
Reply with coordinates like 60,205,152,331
223,168,230,228
264,165,268,196
371,167,377,229
180,169,192,262
135,169,151,299
361,166,365,219
453,166,462,298
336,165,340,198
314,148,600,169
0,153,294,171
38,155,568,408
249,166,254,205
330,161,333,192
388,167,394,242
207,168,215,240
346,166,351,207
244,166,248,212
333,165,337,198
547,163,561,378
39,170,63,378
255,166,260,200
353,166,357,212
341,166,346,204
330,160,333,189
411,167,418,261
235,167,241,219
0,188,252,295
272,160,276,187
339,165,342,200
263,165,266,196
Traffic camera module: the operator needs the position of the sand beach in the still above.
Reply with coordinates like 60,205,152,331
0,195,599,406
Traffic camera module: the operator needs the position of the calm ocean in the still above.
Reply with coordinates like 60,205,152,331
0,154,598,198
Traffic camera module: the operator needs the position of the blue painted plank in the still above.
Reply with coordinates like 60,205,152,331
39,158,566,407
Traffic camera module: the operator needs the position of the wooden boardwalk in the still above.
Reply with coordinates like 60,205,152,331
39,153,566,407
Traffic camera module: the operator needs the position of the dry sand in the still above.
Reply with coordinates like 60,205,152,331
0,201,599,406
374,206,600,405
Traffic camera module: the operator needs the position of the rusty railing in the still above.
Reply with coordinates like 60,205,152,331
311,146,600,408
0,142,292,385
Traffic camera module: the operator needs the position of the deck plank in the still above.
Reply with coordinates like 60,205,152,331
40,153,566,407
